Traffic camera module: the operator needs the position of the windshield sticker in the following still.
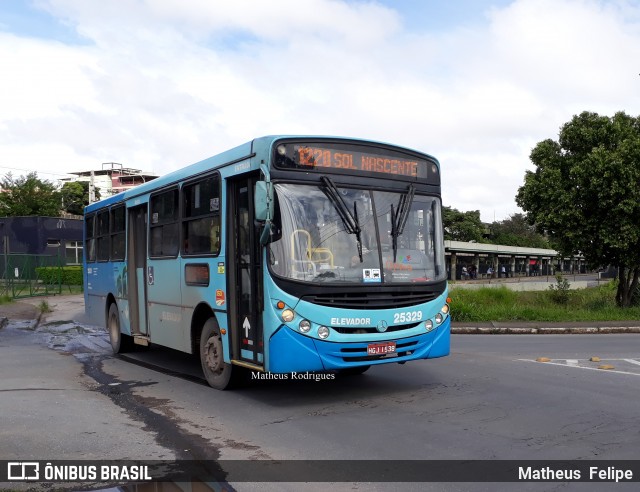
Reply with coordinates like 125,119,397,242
363,268,381,283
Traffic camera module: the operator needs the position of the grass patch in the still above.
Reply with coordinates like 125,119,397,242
449,283,640,322
38,300,52,314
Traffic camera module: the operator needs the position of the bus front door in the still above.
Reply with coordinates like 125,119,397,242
229,174,264,369
127,205,148,337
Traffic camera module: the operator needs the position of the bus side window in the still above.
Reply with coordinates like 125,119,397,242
150,188,179,257
110,205,126,260
85,214,96,262
96,210,110,261
182,174,221,256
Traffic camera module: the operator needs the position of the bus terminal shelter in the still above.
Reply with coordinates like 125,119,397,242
445,240,586,281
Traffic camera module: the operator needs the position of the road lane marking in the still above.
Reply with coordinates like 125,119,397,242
517,358,640,377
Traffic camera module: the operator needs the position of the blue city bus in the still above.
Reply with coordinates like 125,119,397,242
84,136,450,389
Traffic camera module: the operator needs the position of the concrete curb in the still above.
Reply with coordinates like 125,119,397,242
451,326,640,334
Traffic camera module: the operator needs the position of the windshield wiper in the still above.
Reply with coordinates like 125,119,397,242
390,184,415,263
320,176,363,263
353,201,363,263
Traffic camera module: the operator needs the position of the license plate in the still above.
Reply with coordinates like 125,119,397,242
367,341,396,355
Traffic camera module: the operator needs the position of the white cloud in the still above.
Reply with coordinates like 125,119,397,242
2,0,640,221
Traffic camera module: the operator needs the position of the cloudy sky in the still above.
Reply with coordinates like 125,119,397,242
1,0,639,222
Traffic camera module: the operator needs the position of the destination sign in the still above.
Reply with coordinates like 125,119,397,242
274,142,432,179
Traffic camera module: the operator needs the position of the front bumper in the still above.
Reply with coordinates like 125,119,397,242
268,317,450,373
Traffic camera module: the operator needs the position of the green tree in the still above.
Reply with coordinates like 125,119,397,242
60,181,99,215
488,213,551,249
0,172,61,217
442,206,485,242
516,111,640,307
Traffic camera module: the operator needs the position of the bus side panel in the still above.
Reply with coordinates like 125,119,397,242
84,264,103,327
146,259,187,352
114,261,134,337
84,262,133,335
180,257,230,359
84,292,103,327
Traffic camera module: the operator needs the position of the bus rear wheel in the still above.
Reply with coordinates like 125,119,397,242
200,318,234,390
108,303,133,354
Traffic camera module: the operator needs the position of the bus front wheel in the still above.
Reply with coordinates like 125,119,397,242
108,303,133,354
200,318,234,390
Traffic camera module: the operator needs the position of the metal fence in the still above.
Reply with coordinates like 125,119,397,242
0,253,63,298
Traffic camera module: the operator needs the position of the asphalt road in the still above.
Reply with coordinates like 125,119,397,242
1,313,639,491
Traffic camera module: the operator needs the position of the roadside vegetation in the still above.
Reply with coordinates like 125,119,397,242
450,281,640,322
38,300,52,314
517,111,640,307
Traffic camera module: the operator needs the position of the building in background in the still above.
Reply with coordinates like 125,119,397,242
61,162,158,200
0,216,83,264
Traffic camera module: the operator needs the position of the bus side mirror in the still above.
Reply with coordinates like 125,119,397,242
254,181,273,221
259,222,272,245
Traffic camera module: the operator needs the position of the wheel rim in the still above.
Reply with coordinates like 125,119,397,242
203,333,223,375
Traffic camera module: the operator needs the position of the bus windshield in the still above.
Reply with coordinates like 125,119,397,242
269,183,446,284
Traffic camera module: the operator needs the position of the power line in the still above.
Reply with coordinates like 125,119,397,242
0,165,75,178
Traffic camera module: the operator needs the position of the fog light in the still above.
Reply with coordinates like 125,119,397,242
299,319,311,333
441,304,450,314
425,319,434,331
435,313,443,324
318,326,330,339
281,309,295,323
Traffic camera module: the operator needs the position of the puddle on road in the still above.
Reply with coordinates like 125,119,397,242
34,321,113,354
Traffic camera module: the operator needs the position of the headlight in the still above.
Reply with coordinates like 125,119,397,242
299,319,311,333
425,319,434,332
281,309,295,323
318,326,330,339
441,304,450,314
435,313,443,324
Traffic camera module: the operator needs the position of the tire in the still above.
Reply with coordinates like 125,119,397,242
200,318,235,390
108,303,133,354
339,365,371,376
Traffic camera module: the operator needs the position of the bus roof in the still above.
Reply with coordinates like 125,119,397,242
84,135,438,214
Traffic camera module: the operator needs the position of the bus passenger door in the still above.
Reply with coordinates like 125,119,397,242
228,174,264,368
128,205,148,336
